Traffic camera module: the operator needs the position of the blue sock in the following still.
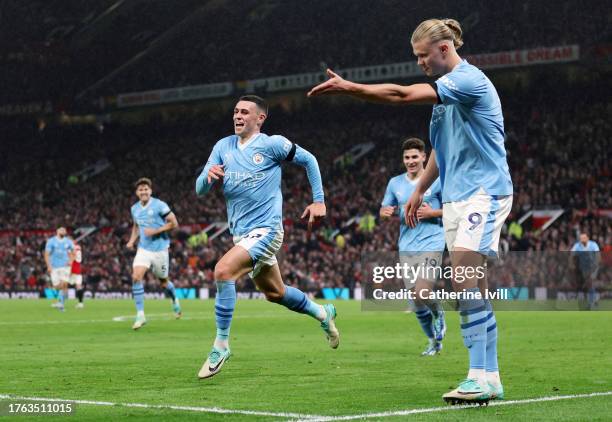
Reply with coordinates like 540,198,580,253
58,290,64,306
165,280,176,303
133,282,145,313
459,288,488,371
485,300,498,373
279,285,321,320
414,304,435,339
215,281,236,344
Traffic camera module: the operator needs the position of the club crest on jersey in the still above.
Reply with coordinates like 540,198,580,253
253,153,264,165
147,210,154,216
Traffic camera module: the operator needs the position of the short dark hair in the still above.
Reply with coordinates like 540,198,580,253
239,95,268,114
134,177,152,189
402,137,425,152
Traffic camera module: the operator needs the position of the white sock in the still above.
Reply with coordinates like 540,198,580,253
137,310,145,318
487,371,502,387
214,339,229,350
467,368,487,386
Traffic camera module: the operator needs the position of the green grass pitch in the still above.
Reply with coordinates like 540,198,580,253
1,299,611,421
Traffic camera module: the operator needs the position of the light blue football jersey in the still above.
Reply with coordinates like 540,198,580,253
571,240,600,273
196,133,324,237
381,175,445,252
431,59,513,203
130,197,172,252
45,236,74,268
571,240,600,253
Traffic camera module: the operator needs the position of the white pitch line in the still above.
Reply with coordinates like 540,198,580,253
0,312,282,326
0,394,324,420
292,391,612,421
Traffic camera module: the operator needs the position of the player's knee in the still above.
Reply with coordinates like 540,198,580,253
214,262,235,281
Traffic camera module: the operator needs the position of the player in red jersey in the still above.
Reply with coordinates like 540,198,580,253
69,239,85,308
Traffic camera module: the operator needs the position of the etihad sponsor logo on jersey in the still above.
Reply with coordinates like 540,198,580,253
225,170,266,187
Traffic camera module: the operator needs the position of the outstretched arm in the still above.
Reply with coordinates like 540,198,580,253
308,69,439,105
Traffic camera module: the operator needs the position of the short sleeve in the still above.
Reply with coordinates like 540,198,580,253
590,242,600,252
45,239,53,252
206,141,224,167
381,180,398,207
267,135,294,162
158,200,172,218
435,65,486,106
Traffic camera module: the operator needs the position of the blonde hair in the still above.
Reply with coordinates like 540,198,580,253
411,18,464,49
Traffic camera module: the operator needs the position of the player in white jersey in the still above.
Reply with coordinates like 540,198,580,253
309,19,512,404
127,178,181,330
195,95,338,379
380,138,446,356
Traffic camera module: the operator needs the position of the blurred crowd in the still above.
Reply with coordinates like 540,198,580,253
1,74,610,294
2,0,609,102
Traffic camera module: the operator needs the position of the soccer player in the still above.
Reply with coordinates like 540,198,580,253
126,178,181,330
44,227,74,311
195,95,339,379
380,138,446,356
309,19,513,404
571,232,600,310
69,238,85,308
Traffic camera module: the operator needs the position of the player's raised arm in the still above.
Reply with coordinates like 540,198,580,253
196,143,224,195
308,69,439,105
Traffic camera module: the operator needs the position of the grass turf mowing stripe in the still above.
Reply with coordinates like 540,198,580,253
292,391,612,421
0,394,324,419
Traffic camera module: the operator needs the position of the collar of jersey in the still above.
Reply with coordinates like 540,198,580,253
139,198,153,210
237,133,261,150
405,173,420,185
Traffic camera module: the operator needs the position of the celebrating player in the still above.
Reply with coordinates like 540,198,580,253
309,19,513,404
380,138,446,356
127,178,181,330
195,95,339,379
44,226,74,311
